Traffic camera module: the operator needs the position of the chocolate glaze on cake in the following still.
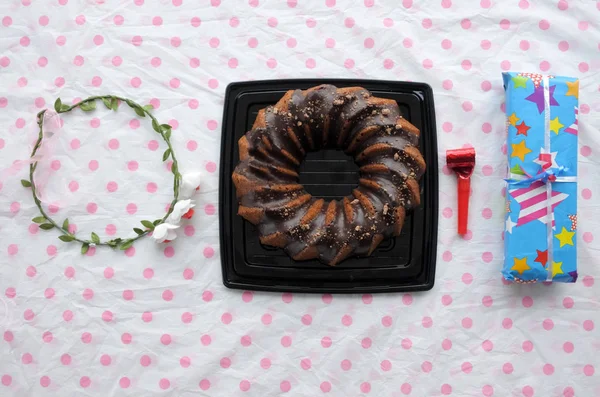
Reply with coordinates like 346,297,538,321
232,85,426,266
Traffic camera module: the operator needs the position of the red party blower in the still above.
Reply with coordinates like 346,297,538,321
446,148,476,235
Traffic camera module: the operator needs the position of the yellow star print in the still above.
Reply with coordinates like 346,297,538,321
512,75,528,89
551,261,564,278
508,113,520,126
550,117,564,135
511,140,532,161
554,227,575,248
565,80,579,99
511,257,531,275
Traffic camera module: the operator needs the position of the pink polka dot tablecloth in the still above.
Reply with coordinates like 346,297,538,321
1,1,599,396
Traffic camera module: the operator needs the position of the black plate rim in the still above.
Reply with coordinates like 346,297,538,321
219,79,438,293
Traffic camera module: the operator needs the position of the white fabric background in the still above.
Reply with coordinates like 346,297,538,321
0,0,599,396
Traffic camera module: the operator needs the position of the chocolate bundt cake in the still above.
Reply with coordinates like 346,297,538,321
232,85,426,266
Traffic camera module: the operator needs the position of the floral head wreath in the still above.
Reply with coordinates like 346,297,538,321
20,95,200,253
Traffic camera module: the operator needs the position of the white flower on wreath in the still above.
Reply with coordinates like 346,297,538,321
167,199,196,224
180,172,202,199
152,223,179,243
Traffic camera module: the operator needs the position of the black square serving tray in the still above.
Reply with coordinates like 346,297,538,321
219,79,438,293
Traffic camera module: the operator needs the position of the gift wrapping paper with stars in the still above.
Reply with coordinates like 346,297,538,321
1,1,600,397
503,72,579,284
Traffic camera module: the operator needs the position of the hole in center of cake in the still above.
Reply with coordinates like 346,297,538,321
298,149,359,200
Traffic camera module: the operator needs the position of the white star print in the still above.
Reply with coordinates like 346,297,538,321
505,217,517,234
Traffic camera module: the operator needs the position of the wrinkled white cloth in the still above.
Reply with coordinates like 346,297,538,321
0,1,599,396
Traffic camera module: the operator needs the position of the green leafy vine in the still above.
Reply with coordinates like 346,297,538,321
22,95,182,253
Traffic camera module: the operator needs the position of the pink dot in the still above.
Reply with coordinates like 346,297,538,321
320,381,332,392
579,62,589,73
230,17,239,27
580,145,592,157
500,19,510,30
461,362,472,373
461,18,471,29
281,335,292,347
93,35,104,46
442,251,452,262
564,387,575,397
162,290,174,301
442,207,453,218
519,40,530,51
198,379,210,390
142,312,152,322
341,314,353,326
38,56,48,67
112,56,122,66
73,55,86,66
482,385,494,396
584,320,594,331
0,98,6,108
261,313,272,325
120,377,130,388
441,39,452,49
0,57,10,68
306,58,316,69
442,339,452,350
281,292,293,303
123,290,133,300
501,60,511,70
401,383,412,395
422,18,432,29
159,379,170,390
422,59,433,69
42,331,53,343
75,15,86,25
140,355,151,366
382,315,393,327
543,318,554,330
22,353,33,364
259,357,271,369
402,338,413,349
582,188,591,199
326,0,335,6
480,0,491,7
301,314,312,325
2,16,12,26
240,380,251,391
539,19,550,30
208,79,219,89
403,294,413,305
100,354,111,365
482,296,493,307
441,384,452,395
543,364,554,375
522,340,533,352
203,246,214,258
522,296,533,307
341,359,352,371
442,122,453,133
583,232,594,243
361,337,371,349
16,77,26,87
3,331,13,342
461,59,472,70
502,317,513,329
563,341,574,353
364,38,375,49
131,36,142,46
114,15,124,25
221,313,232,325
161,334,172,345
152,16,162,26
584,364,595,376
107,181,118,192
220,357,231,368
164,246,175,258
26,266,36,278
441,0,451,7
81,332,92,343
482,340,493,352
402,38,413,48
583,275,594,287
362,294,373,304
105,224,116,236
121,333,132,344
563,297,574,309
540,60,551,72
360,382,371,393
462,317,472,328
501,362,513,374
557,0,568,10
40,376,51,387
242,291,253,302
422,361,433,372
482,208,493,220
442,80,454,91
463,101,474,112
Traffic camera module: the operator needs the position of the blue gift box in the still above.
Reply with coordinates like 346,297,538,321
502,72,579,284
